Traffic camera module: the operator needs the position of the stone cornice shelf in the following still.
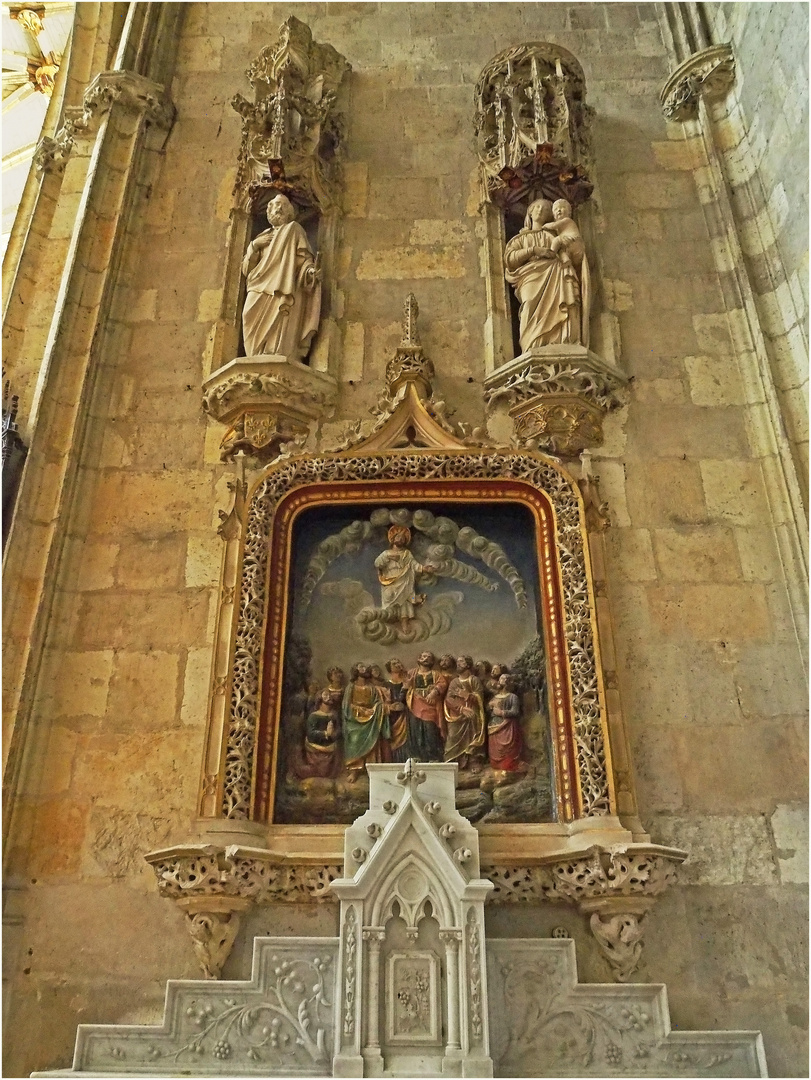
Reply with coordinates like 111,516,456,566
145,838,686,983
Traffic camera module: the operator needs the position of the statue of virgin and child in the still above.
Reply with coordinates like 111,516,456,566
504,196,591,353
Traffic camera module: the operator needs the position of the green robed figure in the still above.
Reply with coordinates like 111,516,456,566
342,662,390,783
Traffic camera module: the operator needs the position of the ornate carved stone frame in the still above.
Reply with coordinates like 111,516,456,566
201,446,619,863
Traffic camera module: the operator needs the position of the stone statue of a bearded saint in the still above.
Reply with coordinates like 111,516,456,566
241,194,321,360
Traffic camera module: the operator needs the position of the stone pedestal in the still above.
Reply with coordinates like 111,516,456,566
484,346,628,458
202,354,337,461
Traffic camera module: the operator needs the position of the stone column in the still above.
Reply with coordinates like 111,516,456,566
439,929,463,1058
362,928,385,1075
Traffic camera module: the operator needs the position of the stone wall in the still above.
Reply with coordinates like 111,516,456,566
2,4,807,1078
706,1,809,497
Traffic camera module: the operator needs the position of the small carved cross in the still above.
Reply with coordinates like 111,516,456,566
396,758,427,793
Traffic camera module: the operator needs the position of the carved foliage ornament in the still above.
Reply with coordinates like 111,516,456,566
222,450,610,822
660,44,736,122
34,70,175,173
231,16,350,209
488,941,761,1076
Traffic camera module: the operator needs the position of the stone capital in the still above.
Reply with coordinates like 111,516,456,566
660,43,736,122
34,69,174,174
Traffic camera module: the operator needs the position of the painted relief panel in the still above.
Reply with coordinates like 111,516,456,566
270,497,556,825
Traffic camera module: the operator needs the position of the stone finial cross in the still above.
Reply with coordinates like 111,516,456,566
395,758,427,794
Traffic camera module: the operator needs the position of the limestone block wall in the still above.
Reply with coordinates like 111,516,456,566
2,4,807,1078
706,1,809,496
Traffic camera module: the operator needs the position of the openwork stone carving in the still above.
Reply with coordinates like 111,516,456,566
146,845,342,904
660,44,736,122
223,450,609,821
231,17,350,210
34,70,175,174
484,848,684,905
484,348,628,457
484,846,685,981
475,42,594,210
202,356,337,461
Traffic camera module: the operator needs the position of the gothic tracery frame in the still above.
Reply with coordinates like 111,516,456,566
204,447,615,849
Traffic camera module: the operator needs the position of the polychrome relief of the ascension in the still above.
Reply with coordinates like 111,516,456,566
273,500,555,825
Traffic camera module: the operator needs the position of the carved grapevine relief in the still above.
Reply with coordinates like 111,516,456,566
223,451,609,821
491,947,737,1076
343,906,357,1038
387,953,438,1042
170,955,333,1065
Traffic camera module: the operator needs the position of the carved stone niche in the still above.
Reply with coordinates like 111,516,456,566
203,17,350,454
474,42,612,401
484,347,628,459
660,43,735,122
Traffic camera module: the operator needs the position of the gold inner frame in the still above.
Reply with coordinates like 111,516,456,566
256,479,578,826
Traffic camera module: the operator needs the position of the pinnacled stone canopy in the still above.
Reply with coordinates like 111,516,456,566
231,15,351,210
475,41,594,211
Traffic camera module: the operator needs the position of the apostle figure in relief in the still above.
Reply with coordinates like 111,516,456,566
342,663,389,783
374,525,435,633
486,673,528,775
406,651,448,762
382,658,410,764
504,196,590,352
241,193,321,360
300,688,341,779
443,655,487,769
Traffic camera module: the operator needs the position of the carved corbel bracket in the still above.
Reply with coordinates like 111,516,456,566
484,346,628,458
145,843,342,978
202,355,337,461
34,69,175,173
580,895,655,983
660,44,736,122
177,896,252,980
484,843,687,981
